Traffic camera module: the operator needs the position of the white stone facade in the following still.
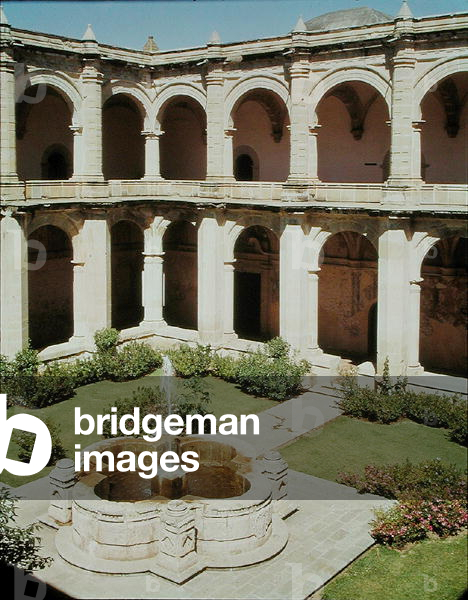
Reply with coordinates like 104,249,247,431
0,6,467,376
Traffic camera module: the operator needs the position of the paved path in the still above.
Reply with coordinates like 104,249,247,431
244,381,342,455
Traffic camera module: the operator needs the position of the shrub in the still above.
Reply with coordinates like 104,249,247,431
13,419,66,466
210,353,240,382
68,356,102,387
12,346,39,376
105,342,162,382
335,365,467,441
94,328,120,354
265,337,291,360
32,362,76,408
450,420,467,446
404,391,465,429
235,350,309,401
169,344,212,378
102,378,211,439
371,499,468,548
338,459,466,502
0,487,52,570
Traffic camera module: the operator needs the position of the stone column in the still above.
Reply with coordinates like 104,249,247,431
223,128,236,180
198,213,224,344
279,222,308,351
142,130,163,179
205,69,226,181
407,278,423,373
223,260,236,336
72,215,111,342
0,213,28,358
74,62,103,181
142,253,165,325
377,226,412,375
388,42,422,186
287,56,319,183
0,43,17,182
306,269,321,352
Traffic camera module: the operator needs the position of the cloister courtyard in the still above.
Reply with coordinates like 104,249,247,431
0,1,467,599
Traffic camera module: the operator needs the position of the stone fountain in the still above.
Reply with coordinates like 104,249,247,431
48,359,292,584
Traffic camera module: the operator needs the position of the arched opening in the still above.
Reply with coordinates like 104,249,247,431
41,144,72,179
318,231,377,362
420,236,467,375
163,221,198,329
231,89,290,181
233,226,279,341
28,225,73,350
420,72,468,183
110,221,144,330
316,81,390,182
16,85,73,181
159,96,207,180
235,154,253,181
103,94,145,180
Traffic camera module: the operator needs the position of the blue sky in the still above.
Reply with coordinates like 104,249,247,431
3,0,468,50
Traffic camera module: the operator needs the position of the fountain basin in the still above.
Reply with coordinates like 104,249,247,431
55,436,289,583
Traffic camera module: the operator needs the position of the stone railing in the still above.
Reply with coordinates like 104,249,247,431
2,179,467,212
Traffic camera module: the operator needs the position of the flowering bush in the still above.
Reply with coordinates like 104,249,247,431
338,459,466,502
371,499,468,548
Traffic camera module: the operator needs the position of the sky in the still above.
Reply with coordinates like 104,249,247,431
3,0,468,51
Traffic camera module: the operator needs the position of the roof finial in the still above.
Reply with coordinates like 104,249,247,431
0,4,9,25
82,23,96,41
293,15,307,33
397,1,413,20
143,35,158,53
208,30,221,45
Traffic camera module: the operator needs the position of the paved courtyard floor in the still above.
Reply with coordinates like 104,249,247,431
8,380,396,600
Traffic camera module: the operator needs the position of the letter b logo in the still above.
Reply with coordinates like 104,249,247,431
0,394,52,476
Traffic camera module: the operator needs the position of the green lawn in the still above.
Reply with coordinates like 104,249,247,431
281,416,467,481
321,533,468,600
3,374,275,488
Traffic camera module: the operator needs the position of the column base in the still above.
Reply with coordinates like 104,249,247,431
386,177,423,188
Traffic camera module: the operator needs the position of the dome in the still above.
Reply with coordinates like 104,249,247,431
305,6,393,32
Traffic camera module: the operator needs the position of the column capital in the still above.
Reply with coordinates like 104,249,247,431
69,125,83,136
81,64,103,84
205,70,224,86
142,129,164,139
224,127,237,138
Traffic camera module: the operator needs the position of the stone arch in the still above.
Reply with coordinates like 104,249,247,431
27,224,74,349
155,83,207,125
414,56,468,116
318,229,378,362
234,145,259,181
102,91,145,180
28,212,81,239
156,88,207,180
227,78,290,182
162,220,198,329
21,70,82,122
313,74,391,183
110,219,144,330
419,234,467,375
102,81,152,129
307,67,391,121
225,75,290,127
40,143,72,180
233,225,280,341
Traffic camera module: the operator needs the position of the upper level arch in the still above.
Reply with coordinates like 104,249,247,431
414,56,468,115
154,83,206,127
19,69,82,122
102,80,152,129
224,74,290,128
307,66,392,121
